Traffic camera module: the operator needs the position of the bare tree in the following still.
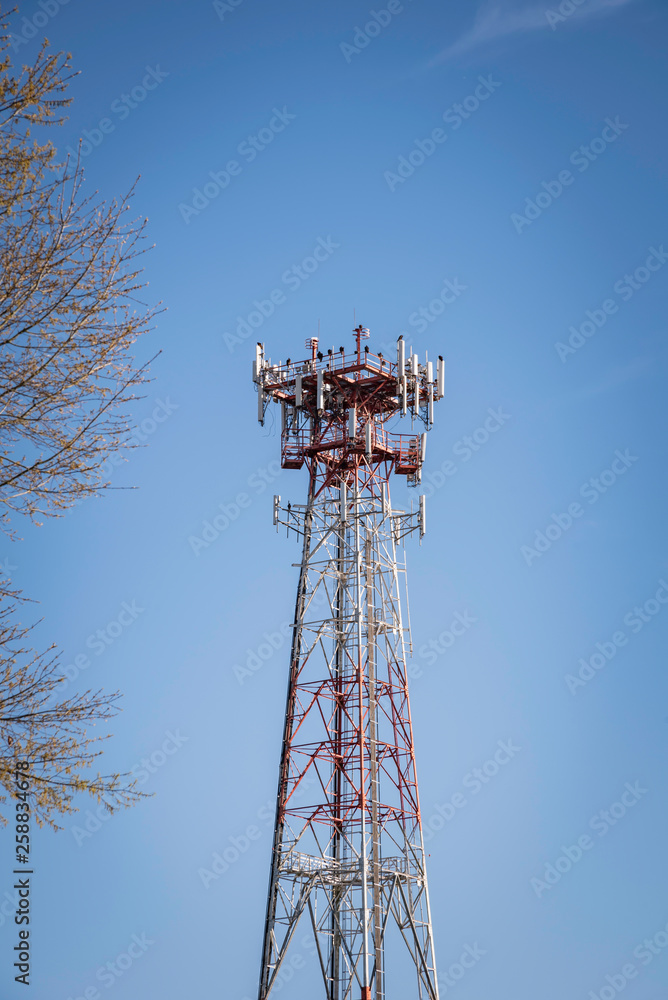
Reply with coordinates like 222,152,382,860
0,9,157,825
0,22,158,527
0,597,142,830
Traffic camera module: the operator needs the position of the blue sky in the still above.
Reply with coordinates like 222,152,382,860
2,0,668,997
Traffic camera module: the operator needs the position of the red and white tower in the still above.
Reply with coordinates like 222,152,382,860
253,327,444,1000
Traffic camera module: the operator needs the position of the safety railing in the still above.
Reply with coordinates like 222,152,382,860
281,426,421,471
261,349,397,391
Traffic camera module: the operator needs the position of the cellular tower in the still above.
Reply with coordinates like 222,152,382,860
252,327,444,1000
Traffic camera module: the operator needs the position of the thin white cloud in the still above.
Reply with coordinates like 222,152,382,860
432,0,638,63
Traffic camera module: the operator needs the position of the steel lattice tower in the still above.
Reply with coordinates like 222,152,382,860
252,327,444,1000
